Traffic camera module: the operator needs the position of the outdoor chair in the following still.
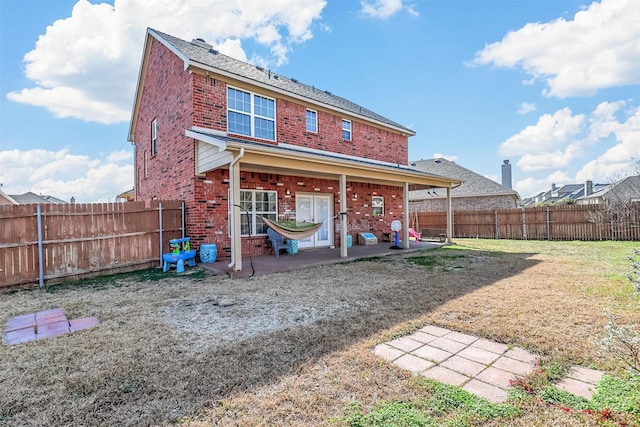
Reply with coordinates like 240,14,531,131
267,227,293,257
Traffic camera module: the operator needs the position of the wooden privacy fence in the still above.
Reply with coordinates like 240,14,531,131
415,204,640,241
0,201,184,289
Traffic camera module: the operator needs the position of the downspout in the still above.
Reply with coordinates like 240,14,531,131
227,148,245,269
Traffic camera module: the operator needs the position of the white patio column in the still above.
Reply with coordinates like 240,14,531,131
230,154,242,271
340,174,348,258
403,181,410,249
446,186,453,243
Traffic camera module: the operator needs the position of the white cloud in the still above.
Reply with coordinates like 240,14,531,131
360,0,417,19
470,0,640,97
508,103,640,196
0,148,133,203
518,102,536,115
500,108,585,157
6,0,327,124
514,170,571,197
433,153,458,162
576,107,640,181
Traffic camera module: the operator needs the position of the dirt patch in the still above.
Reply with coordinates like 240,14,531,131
1,241,638,426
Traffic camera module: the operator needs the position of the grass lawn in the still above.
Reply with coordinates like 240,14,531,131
1,239,639,426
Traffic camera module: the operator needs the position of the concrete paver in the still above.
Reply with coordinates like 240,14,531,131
373,343,405,362
441,355,487,377
375,324,606,404
556,377,599,400
413,345,452,363
3,308,99,345
421,365,469,386
394,353,434,372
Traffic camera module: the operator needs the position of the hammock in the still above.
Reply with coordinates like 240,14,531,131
262,217,324,241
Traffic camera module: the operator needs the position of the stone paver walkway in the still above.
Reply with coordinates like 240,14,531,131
3,308,99,345
374,325,604,403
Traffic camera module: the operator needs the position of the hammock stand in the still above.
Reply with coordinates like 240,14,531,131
262,211,347,241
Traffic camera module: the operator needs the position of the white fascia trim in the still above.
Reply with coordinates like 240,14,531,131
148,28,191,70
185,128,227,149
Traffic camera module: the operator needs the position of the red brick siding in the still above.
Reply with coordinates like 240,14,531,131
276,101,409,164
186,168,406,257
134,37,411,255
134,38,195,204
189,74,409,163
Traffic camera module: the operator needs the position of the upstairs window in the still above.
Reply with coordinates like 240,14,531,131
306,109,318,133
151,119,157,156
227,87,275,141
342,119,352,141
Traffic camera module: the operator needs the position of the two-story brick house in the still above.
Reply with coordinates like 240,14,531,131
128,28,460,272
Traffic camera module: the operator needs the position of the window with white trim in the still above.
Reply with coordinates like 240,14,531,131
151,119,157,156
227,87,275,141
372,196,384,217
232,190,277,235
306,109,318,133
342,119,352,141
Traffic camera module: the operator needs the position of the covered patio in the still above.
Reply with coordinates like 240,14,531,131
189,127,462,274
199,239,446,278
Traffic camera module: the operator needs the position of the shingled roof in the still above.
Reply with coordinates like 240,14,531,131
148,28,414,135
409,158,519,200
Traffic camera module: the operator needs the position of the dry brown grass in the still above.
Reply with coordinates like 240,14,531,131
1,239,638,426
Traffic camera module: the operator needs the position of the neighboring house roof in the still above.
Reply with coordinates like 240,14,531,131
577,176,640,203
9,192,68,204
129,28,415,142
408,158,519,200
521,182,609,206
116,189,134,201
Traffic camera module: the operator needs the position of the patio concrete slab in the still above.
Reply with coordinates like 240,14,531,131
375,324,606,403
200,240,444,278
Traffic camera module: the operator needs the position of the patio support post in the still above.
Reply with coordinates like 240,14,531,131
446,187,453,243
403,182,410,249
229,149,244,271
340,174,347,258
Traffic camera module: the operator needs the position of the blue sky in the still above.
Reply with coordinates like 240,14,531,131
1,0,639,203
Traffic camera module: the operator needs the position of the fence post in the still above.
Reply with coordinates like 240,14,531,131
610,218,615,241
158,202,163,267
522,207,527,239
546,207,551,240
36,204,44,288
494,210,499,239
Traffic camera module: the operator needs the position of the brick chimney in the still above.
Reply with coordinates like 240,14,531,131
501,160,512,189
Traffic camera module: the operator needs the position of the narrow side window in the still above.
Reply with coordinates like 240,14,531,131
306,109,318,133
342,119,351,141
151,119,157,156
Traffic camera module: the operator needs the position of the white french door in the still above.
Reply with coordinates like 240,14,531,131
296,194,332,248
